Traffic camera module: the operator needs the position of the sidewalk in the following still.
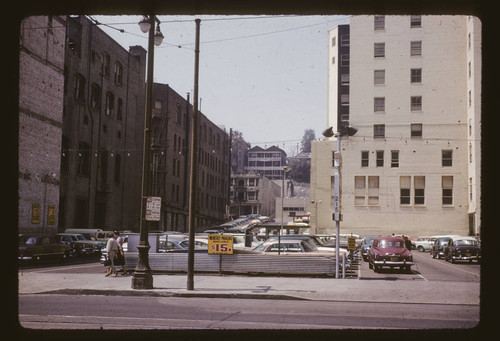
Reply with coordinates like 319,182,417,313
18,269,480,305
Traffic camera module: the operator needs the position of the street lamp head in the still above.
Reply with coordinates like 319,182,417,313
139,16,151,33
283,166,291,172
154,23,164,46
341,126,358,137
322,126,334,138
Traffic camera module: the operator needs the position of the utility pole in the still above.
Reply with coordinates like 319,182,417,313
187,18,201,291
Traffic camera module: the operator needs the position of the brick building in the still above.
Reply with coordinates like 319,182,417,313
18,16,67,234
58,15,146,231
151,83,231,231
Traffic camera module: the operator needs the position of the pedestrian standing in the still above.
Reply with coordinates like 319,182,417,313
114,231,127,276
105,232,119,277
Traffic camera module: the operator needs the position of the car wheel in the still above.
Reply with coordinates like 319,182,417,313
60,252,69,262
432,252,436,259
373,266,379,273
418,246,424,252
368,262,373,269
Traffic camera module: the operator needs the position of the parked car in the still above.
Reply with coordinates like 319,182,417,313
264,235,349,256
443,236,481,263
414,236,433,252
361,237,375,261
55,233,104,256
19,234,71,263
430,237,454,259
367,236,414,272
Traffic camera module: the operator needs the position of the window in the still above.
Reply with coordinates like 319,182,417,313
117,98,123,120
74,74,85,101
374,15,385,30
90,83,101,109
341,34,350,46
374,124,385,138
400,176,411,205
341,94,349,106
341,73,350,85
114,62,123,85
368,176,380,205
411,124,422,138
354,176,366,206
374,70,385,85
411,41,422,56
411,96,422,111
341,54,349,67
374,43,385,57
102,52,110,76
331,37,336,47
391,151,399,167
361,151,369,167
442,176,453,205
411,69,422,83
374,97,385,112
410,15,422,28
105,92,114,116
414,176,425,205
442,150,453,167
376,151,384,167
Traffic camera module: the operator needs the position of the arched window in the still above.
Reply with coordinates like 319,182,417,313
117,98,123,120
74,73,85,101
114,62,123,85
90,83,101,109
105,92,114,116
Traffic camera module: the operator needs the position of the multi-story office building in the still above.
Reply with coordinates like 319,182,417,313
59,15,147,231
19,16,67,234
245,145,287,180
151,83,231,231
312,15,481,237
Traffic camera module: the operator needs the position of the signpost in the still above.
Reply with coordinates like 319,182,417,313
348,236,357,251
146,196,161,221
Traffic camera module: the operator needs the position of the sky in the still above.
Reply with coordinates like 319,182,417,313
93,15,350,156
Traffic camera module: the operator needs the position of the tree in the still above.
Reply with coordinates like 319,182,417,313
300,129,315,153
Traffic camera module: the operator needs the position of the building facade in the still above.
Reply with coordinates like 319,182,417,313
59,15,147,231
19,16,67,234
151,83,231,231
229,171,281,219
245,145,287,180
312,15,481,237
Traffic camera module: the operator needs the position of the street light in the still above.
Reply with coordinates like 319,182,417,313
132,14,164,290
322,125,357,278
279,165,291,255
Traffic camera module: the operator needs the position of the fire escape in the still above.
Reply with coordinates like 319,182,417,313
151,106,168,199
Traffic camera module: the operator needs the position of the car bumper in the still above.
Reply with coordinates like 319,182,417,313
18,255,33,260
452,255,480,261
373,260,414,267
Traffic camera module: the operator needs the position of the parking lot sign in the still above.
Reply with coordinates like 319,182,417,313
348,236,357,250
208,235,234,255
146,196,161,221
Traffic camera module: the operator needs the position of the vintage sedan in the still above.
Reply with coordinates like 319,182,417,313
430,237,453,259
444,236,481,263
367,236,414,272
55,233,104,256
19,234,71,263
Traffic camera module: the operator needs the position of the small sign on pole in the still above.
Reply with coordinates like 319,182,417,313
146,196,161,221
348,236,357,250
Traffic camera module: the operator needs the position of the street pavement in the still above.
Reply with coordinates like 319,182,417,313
18,269,480,305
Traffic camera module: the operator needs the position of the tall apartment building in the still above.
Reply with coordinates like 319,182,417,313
19,16,67,234
245,145,287,180
59,15,147,231
151,83,231,231
312,15,481,237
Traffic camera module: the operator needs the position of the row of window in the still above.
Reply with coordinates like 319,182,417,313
353,175,453,207
374,15,422,30
358,149,454,168
374,41,422,58
372,123,423,138
74,74,124,120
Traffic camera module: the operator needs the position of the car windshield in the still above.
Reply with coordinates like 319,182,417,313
378,240,404,248
19,236,37,245
455,239,478,246
76,235,87,241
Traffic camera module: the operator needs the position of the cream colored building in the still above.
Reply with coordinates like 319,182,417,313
311,15,481,238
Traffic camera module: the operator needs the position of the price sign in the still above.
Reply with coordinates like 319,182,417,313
208,235,234,255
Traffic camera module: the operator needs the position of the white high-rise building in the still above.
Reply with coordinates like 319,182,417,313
311,15,481,237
